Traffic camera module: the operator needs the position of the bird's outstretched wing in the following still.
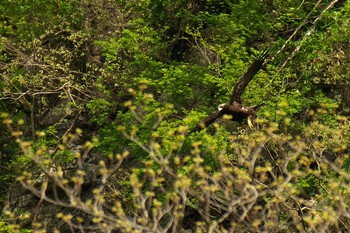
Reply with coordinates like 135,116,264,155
252,103,265,111
190,111,224,133
229,49,269,104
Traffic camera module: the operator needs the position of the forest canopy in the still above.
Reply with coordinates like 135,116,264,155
1,0,350,232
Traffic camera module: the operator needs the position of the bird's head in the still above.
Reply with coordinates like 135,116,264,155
218,103,226,111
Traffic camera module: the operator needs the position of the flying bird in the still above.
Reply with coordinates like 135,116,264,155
190,49,268,133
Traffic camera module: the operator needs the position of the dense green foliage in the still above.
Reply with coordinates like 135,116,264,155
1,0,350,232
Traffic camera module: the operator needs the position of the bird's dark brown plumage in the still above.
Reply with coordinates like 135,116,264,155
230,50,268,104
190,49,268,133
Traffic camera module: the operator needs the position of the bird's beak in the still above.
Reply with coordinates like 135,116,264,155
247,116,254,129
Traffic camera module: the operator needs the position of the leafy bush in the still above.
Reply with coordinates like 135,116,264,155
2,94,350,232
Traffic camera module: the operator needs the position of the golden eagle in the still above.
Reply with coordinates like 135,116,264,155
191,50,268,133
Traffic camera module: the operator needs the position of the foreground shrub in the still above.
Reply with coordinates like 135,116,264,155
1,101,350,232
